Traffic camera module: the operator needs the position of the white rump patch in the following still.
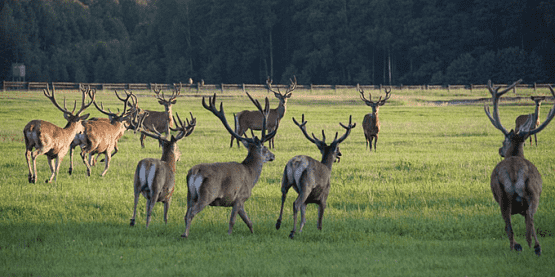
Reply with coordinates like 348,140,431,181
286,156,310,185
147,165,156,192
138,163,156,191
189,174,203,200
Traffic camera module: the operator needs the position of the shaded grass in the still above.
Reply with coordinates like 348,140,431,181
1,88,554,276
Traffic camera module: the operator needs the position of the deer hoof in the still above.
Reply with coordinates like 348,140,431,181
181,233,188,238
276,220,281,230
534,246,541,256
129,219,135,227
289,231,295,239
514,243,523,252
68,168,73,175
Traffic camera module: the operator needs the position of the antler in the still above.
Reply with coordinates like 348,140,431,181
266,76,297,98
292,114,356,148
43,84,94,117
91,89,133,119
170,112,196,141
153,84,180,103
332,115,356,146
525,85,555,136
202,93,277,144
484,79,523,135
358,85,391,106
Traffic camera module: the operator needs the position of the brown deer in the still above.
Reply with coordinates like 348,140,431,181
139,84,180,148
24,84,94,183
515,96,545,146
276,114,356,239
69,89,141,177
484,79,555,256
130,111,196,228
181,92,277,238
231,77,296,149
357,85,391,152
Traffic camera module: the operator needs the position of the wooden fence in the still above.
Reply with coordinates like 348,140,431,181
2,80,553,92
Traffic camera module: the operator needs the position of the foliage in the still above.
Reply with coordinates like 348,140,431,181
0,0,554,84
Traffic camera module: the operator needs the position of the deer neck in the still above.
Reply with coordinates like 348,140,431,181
275,101,287,119
160,142,179,172
166,105,174,127
320,148,337,170
241,146,266,188
501,136,525,158
63,120,85,137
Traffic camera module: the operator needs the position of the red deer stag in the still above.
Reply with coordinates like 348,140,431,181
515,96,545,146
231,77,296,149
24,84,94,183
130,111,196,228
484,79,555,256
181,92,278,238
139,84,180,148
276,114,356,239
69,89,141,177
357,85,391,151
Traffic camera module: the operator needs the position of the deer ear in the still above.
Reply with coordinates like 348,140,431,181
158,100,165,105
80,113,90,120
240,139,249,148
171,100,177,104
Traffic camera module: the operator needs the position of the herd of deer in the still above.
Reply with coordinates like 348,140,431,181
22,78,554,256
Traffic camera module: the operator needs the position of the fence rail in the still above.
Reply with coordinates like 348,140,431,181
2,80,553,92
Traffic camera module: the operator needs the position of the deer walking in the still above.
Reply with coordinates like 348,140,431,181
139,84,180,148
515,96,545,146
130,112,196,228
69,89,141,177
357,85,391,151
484,79,555,256
231,77,296,149
24,84,94,183
181,92,277,238
276,114,356,239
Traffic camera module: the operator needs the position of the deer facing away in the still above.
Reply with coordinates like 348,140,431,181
484,79,555,256
515,96,545,146
276,114,356,239
139,84,180,148
130,111,196,228
181,92,277,238
231,77,296,149
357,85,391,152
24,84,94,183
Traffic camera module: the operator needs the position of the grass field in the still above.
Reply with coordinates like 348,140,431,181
1,86,554,276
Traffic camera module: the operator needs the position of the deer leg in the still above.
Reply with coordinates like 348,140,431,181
163,198,172,225
130,187,140,227
533,134,537,147
237,205,254,233
25,148,34,183
364,134,369,150
100,152,110,177
45,156,56,183
276,172,293,230
525,208,541,256
317,202,326,230
290,191,310,239
228,204,240,235
500,198,520,252
182,199,208,238
68,145,75,175
145,198,156,229
373,135,378,151
140,133,146,148
81,152,92,177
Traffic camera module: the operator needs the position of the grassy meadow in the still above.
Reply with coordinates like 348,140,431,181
1,86,554,276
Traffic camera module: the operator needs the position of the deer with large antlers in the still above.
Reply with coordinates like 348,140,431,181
484,79,555,256
24,84,94,183
181,92,278,238
69,89,142,177
515,96,545,146
138,84,181,148
276,114,356,239
357,85,391,152
231,77,296,149
130,111,196,228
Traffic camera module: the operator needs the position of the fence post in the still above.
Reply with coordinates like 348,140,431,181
534,83,537,92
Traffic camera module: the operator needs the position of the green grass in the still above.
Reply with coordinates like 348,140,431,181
1,88,554,276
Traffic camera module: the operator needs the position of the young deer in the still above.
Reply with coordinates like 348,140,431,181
276,114,356,239
71,89,141,177
484,79,555,256
24,84,94,183
231,77,296,149
357,85,391,152
139,84,181,148
181,92,278,238
130,112,196,228
515,96,545,146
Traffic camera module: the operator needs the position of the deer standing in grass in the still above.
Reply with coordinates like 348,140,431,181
69,89,141,177
181,92,278,238
357,85,391,152
139,84,180,148
24,84,94,183
231,77,296,149
484,79,555,256
276,114,356,239
130,112,196,228
515,96,545,146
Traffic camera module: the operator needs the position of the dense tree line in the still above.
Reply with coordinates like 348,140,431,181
1,0,553,85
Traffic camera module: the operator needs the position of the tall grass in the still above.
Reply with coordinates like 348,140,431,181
1,88,554,276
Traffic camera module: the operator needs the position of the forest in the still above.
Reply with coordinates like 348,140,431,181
0,0,554,85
